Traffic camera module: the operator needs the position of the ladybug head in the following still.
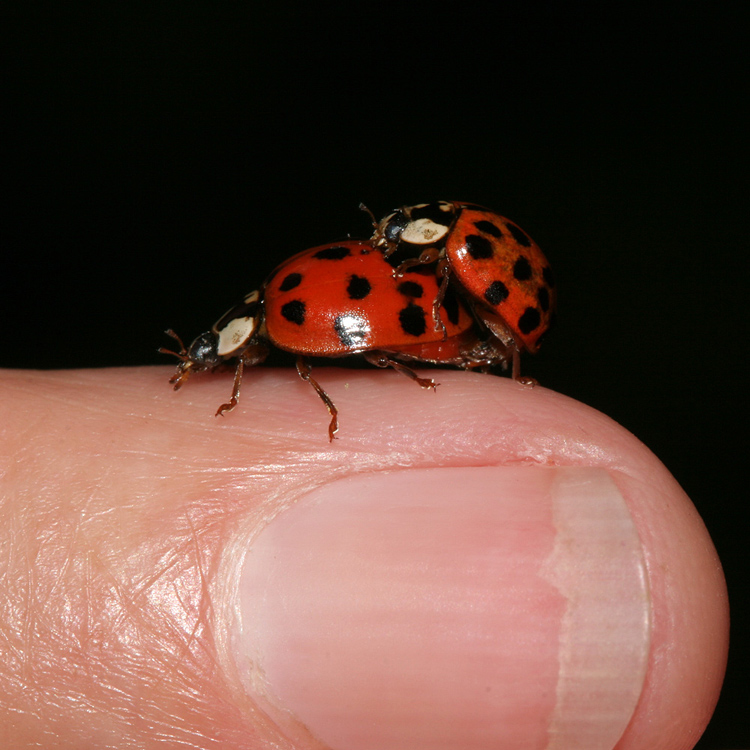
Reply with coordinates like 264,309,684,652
371,202,456,256
159,329,223,390
159,290,263,390
360,202,410,253
372,208,411,253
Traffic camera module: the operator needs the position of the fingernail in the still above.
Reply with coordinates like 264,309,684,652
230,467,650,750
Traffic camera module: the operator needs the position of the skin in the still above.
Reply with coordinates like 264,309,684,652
0,366,728,749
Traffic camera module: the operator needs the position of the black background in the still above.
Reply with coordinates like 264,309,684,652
4,4,747,746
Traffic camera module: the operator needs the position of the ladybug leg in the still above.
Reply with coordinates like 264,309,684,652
295,356,339,441
216,343,270,416
431,259,452,338
363,352,438,391
392,246,443,277
168,365,192,390
511,348,537,388
216,358,244,416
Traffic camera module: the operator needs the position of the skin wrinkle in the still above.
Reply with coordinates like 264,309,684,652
184,513,219,664
1,480,237,746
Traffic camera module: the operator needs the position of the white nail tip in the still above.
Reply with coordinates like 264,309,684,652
541,468,650,750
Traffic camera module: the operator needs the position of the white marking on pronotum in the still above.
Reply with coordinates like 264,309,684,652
401,218,451,245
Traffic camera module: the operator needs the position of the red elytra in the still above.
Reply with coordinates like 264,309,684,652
161,240,510,440
264,241,476,359
371,201,556,366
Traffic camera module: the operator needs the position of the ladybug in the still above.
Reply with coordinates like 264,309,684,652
160,240,510,440
370,201,555,380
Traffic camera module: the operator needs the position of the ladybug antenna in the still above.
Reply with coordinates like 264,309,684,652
359,202,378,231
158,329,190,362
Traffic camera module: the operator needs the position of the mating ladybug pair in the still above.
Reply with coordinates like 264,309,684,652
161,201,556,439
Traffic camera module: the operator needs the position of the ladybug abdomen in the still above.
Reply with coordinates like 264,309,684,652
447,208,556,352
264,241,474,356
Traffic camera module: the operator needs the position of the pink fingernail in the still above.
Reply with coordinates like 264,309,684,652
230,467,650,750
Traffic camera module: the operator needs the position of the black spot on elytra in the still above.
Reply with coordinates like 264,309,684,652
484,280,509,306
281,300,306,325
347,275,371,300
399,302,427,337
410,202,453,226
538,286,550,312
334,314,368,348
313,245,351,260
279,272,302,292
397,280,424,298
442,287,460,326
465,235,494,260
506,223,532,247
474,220,502,238
518,307,541,334
542,266,555,288
513,256,532,281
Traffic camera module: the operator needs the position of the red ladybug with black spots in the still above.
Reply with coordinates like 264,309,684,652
161,240,511,440
370,201,555,380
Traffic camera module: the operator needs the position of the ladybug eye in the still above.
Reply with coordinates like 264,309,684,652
384,212,410,245
187,331,221,368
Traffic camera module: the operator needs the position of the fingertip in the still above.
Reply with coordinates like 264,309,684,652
1,368,725,748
